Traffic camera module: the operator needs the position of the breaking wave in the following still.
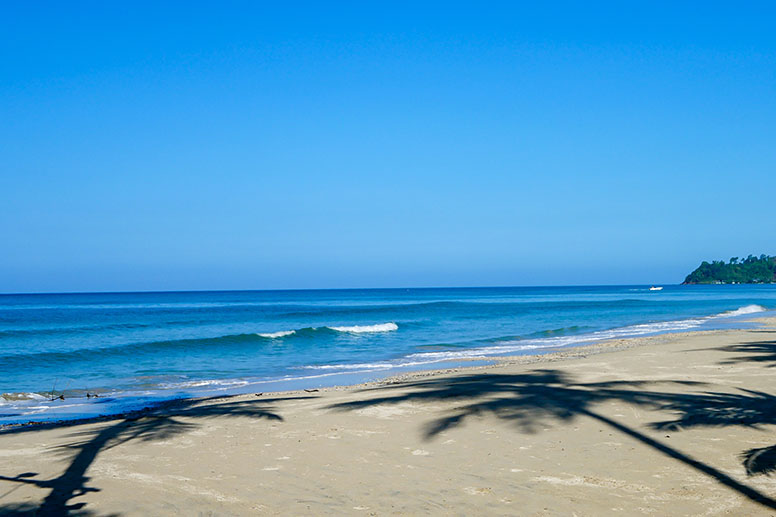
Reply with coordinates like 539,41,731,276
257,330,297,338
302,304,771,370
717,304,766,317
328,322,398,333
0,322,401,369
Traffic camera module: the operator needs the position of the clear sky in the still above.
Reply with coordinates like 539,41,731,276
2,2,775,293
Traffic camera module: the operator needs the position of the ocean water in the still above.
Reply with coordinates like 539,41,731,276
2,285,775,424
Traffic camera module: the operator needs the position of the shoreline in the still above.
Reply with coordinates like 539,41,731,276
0,324,757,432
2,317,776,514
1,296,771,427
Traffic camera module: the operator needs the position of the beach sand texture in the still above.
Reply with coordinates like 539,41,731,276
2,320,776,515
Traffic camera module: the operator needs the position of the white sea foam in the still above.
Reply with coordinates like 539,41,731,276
161,379,251,389
303,362,395,370
2,303,768,426
302,359,433,371
406,344,543,361
257,330,297,338
716,304,766,317
392,304,770,364
328,322,398,333
0,392,49,403
259,304,770,372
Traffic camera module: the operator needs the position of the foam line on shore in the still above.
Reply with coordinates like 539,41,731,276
0,306,770,426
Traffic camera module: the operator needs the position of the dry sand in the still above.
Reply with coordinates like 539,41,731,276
2,319,776,516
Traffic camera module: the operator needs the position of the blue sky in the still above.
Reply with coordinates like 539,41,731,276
2,2,775,292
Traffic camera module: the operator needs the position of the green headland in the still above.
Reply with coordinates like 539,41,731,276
683,254,776,284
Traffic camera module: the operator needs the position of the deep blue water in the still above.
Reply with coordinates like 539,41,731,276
2,285,775,424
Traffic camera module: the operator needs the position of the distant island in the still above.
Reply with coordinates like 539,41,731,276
683,254,776,284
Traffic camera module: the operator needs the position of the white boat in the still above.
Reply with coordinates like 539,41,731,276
649,286,663,291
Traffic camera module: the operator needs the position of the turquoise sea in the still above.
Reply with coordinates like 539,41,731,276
2,285,775,425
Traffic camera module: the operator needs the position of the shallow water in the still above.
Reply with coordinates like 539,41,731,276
2,285,775,424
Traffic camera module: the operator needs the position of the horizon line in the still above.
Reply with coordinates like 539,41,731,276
0,283,687,296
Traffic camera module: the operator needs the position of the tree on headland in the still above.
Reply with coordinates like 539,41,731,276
683,254,776,284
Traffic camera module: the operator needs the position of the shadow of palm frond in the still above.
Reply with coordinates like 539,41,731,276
331,370,706,437
0,501,118,517
0,501,117,517
649,388,776,431
718,341,776,368
0,395,310,516
329,369,776,509
56,396,287,455
742,445,776,477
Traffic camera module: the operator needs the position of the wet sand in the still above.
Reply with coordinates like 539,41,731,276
2,319,776,515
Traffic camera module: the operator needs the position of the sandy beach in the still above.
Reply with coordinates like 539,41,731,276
2,320,776,516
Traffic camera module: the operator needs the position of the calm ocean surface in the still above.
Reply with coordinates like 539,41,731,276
2,285,775,424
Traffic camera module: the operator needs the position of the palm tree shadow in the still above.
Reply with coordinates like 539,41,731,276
649,388,776,431
717,341,776,368
742,445,776,476
329,369,776,510
0,395,311,516
648,382,776,480
694,338,776,478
